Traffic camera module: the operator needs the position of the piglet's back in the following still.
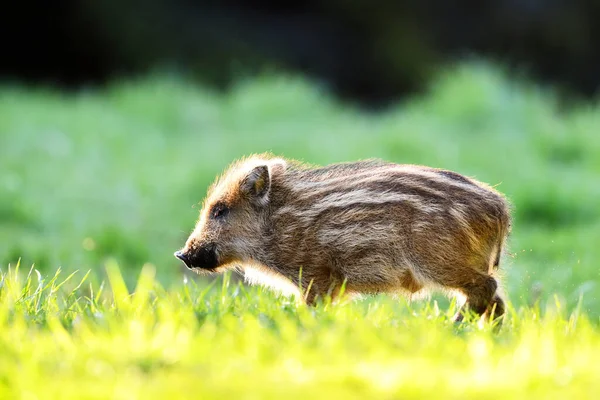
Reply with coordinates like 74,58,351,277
268,160,510,286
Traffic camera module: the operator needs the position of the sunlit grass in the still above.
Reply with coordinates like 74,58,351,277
0,264,597,399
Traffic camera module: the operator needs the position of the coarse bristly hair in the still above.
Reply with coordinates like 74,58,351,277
175,153,512,322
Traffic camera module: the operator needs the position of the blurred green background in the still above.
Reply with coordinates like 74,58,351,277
2,0,600,320
1,62,599,316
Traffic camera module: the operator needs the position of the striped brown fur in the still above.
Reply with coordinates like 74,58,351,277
175,154,512,321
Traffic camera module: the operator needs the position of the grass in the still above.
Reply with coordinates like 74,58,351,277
1,61,600,397
0,264,597,399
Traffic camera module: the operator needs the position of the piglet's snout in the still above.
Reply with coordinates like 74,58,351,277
174,244,219,270
174,250,192,269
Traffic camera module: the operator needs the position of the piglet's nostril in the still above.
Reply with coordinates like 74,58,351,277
174,251,191,268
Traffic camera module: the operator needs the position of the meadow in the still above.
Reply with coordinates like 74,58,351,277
1,63,599,398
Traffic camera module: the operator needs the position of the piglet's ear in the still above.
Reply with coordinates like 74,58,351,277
241,165,270,203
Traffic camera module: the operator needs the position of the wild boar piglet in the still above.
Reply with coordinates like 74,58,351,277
175,154,511,321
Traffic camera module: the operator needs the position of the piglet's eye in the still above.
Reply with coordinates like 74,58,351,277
212,204,229,219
